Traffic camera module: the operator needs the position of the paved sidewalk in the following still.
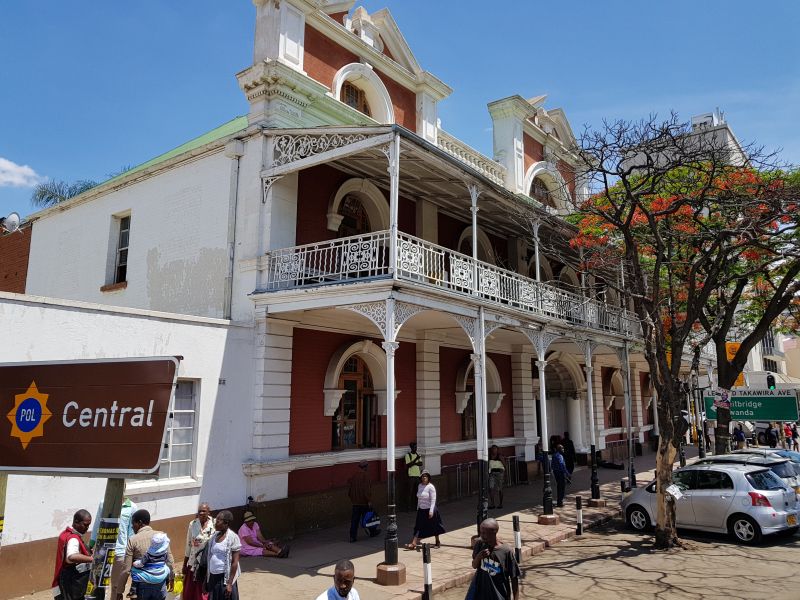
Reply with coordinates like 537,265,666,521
13,449,696,600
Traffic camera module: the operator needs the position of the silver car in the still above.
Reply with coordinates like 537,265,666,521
697,454,800,495
621,463,799,543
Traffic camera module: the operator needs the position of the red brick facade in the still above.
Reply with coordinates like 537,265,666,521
303,24,417,129
0,224,31,293
523,132,544,175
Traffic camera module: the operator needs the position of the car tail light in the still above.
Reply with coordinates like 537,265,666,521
748,492,772,507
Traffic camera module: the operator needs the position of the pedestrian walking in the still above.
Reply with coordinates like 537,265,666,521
206,510,241,600
315,559,360,600
562,431,576,474
766,422,779,448
404,442,423,511
52,509,94,600
552,444,568,507
121,510,174,600
405,470,446,550
90,497,137,600
791,423,799,451
488,445,505,509
181,503,214,600
347,460,374,543
468,518,520,600
733,425,746,450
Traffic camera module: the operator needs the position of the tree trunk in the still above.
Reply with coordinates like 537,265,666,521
714,406,730,456
654,429,681,548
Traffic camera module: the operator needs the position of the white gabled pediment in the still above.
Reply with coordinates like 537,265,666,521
547,108,577,147
369,8,422,75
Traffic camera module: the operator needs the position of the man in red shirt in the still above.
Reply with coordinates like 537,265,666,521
52,510,94,600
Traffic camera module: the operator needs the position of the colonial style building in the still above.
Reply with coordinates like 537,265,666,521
1,1,678,593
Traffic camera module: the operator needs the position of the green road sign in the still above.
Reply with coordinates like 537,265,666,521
704,389,799,421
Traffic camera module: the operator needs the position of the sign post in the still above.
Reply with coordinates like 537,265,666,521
87,479,126,598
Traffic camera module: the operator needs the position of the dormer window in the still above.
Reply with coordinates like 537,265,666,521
341,81,371,117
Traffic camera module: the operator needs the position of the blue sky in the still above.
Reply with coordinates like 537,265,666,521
2,1,798,220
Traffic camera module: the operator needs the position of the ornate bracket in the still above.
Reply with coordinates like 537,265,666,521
345,300,425,342
262,175,284,204
521,328,562,360
453,315,478,351
346,302,388,340
272,133,368,168
484,320,505,339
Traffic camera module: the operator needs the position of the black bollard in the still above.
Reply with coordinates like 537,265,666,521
512,515,521,565
576,496,583,535
422,543,433,600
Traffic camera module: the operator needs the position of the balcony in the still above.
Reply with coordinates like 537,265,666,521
761,340,785,360
262,230,639,338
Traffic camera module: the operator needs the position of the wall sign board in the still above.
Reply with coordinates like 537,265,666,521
1,357,178,476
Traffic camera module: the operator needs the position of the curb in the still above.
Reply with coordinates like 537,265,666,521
402,505,621,599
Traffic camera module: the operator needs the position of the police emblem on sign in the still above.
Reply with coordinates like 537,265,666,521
6,381,52,449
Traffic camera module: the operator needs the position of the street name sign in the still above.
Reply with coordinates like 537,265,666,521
703,389,799,421
0,357,178,476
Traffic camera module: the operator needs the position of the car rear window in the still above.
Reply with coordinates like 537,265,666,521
769,463,796,478
746,470,786,490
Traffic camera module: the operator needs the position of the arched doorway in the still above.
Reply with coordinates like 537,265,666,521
332,355,379,450
337,194,372,238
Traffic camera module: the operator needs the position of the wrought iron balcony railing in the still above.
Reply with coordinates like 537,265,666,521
263,230,639,337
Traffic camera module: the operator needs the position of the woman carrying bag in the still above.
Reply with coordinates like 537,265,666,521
206,511,241,600
182,503,215,600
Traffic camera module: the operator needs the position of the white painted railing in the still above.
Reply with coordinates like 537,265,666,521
264,230,639,337
436,129,506,186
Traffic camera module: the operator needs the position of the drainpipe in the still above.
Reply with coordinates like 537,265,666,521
224,140,245,320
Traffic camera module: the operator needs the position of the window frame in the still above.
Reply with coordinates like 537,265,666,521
158,379,198,480
114,215,131,284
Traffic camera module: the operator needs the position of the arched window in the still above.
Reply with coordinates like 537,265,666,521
530,176,556,208
462,373,476,441
341,81,371,117
332,355,378,450
338,194,372,238
457,227,496,264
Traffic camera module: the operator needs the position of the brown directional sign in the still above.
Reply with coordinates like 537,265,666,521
0,357,178,476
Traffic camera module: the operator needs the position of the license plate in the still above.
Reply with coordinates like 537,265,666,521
788,514,797,526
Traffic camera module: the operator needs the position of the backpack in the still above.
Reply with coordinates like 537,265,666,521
360,510,381,537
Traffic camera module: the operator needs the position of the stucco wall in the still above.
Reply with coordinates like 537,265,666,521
25,151,233,318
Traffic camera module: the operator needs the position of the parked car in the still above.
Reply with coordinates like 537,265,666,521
621,463,798,544
733,448,800,466
697,454,800,495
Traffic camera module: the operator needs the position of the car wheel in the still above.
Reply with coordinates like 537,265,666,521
626,505,651,531
728,514,763,544
757,432,766,445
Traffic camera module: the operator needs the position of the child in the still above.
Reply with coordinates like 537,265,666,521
129,532,171,599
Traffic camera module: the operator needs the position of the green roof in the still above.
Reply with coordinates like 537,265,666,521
103,115,249,185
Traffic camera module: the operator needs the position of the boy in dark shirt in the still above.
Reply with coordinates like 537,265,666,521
470,518,520,600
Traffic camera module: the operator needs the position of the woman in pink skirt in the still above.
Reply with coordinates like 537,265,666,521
237,511,289,558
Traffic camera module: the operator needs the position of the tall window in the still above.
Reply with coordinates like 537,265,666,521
341,82,371,117
461,371,491,440
338,195,371,238
115,215,131,283
332,356,378,450
159,380,197,478
530,177,555,208
763,358,778,373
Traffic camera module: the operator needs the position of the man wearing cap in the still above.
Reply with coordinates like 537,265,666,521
238,511,289,558
347,461,373,543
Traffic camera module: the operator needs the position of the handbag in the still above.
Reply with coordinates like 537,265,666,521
194,541,209,583
360,510,381,536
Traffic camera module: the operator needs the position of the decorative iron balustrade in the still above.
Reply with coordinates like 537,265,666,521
436,129,507,186
263,230,639,337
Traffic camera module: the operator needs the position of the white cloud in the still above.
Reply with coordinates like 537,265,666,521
0,157,44,188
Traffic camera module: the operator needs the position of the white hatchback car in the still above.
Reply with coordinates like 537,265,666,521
621,463,799,544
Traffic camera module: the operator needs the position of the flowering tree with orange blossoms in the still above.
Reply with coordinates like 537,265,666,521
568,113,800,548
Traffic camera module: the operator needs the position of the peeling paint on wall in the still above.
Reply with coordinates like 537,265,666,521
147,247,227,317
